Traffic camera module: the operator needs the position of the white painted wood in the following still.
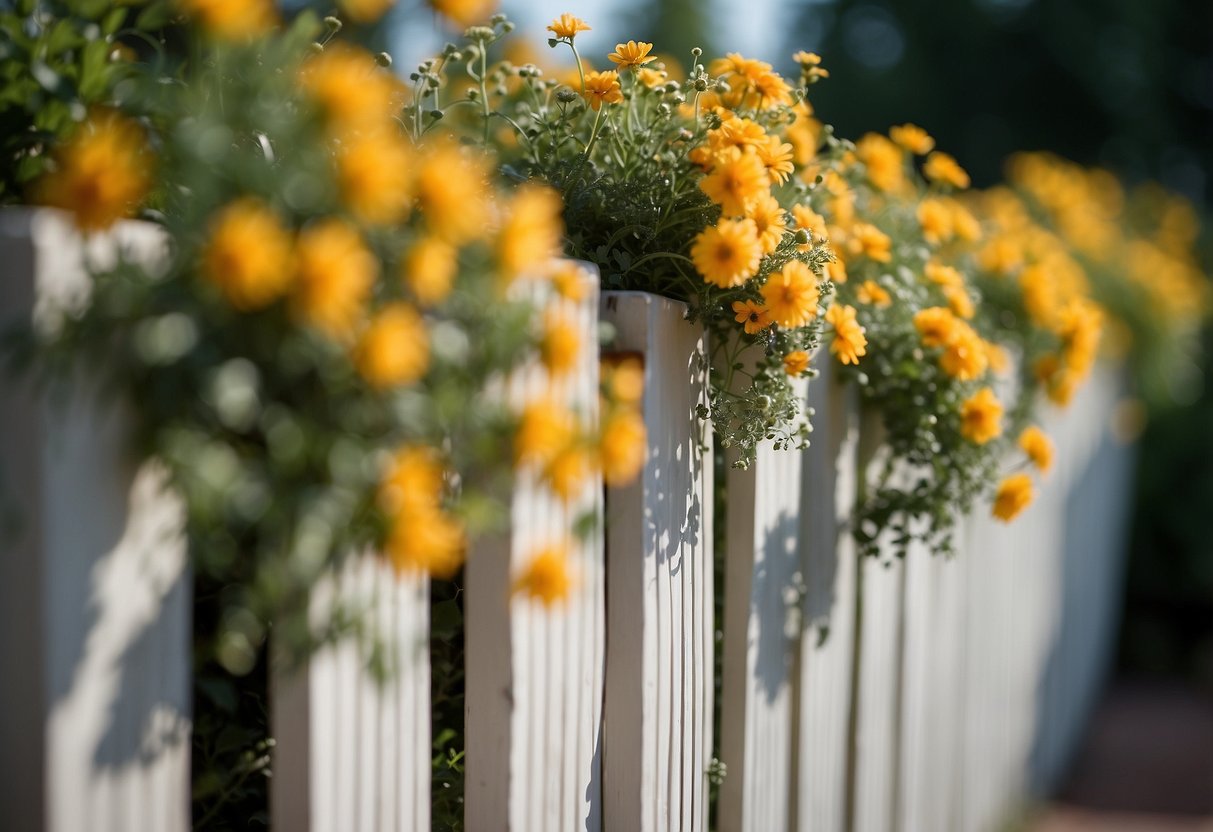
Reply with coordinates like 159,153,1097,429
718,369,808,832
599,291,714,832
271,555,431,832
0,208,189,832
464,271,605,832
792,363,859,832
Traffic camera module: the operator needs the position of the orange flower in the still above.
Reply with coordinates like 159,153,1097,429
608,40,657,69
783,350,810,376
825,304,867,365
732,300,772,335
547,13,590,39
582,70,623,109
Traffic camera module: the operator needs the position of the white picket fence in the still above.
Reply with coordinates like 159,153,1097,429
1,210,1134,831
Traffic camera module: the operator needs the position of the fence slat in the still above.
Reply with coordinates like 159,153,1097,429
718,373,810,832
599,291,714,832
0,209,189,832
793,365,859,832
464,272,605,832
271,559,431,832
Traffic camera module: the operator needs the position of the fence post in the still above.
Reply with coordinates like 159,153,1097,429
717,373,808,832
599,291,714,832
792,363,860,832
0,208,189,832
464,271,605,832
270,558,431,832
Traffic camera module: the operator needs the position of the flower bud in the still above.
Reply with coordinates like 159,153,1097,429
324,16,343,31
376,52,393,68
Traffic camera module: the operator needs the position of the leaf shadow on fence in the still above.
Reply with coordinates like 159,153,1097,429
752,510,802,705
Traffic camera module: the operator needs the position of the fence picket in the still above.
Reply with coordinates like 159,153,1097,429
599,291,714,832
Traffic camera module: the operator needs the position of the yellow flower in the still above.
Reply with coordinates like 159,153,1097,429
825,304,867,365
336,128,414,226
544,442,595,502
379,445,444,513
855,133,905,193
415,140,490,244
979,235,1024,276
700,147,769,217
914,306,959,349
38,110,151,232
924,151,971,189
177,0,276,40
293,218,376,339
338,0,396,22
1019,426,1054,474
401,237,457,306
992,473,1033,522
925,261,964,290
756,135,796,185
793,50,829,82
540,309,581,377
960,387,1003,444
513,544,574,605
938,323,988,381
985,340,1011,375
636,67,668,88
600,409,647,486
847,222,892,263
945,285,975,320
385,504,465,577
917,198,954,245
515,398,575,466
948,200,983,242
547,13,590,39
498,184,564,282
582,70,623,109
761,260,820,328
856,280,891,307
792,204,828,243
602,356,645,405
889,123,935,155
550,260,591,302
428,0,496,28
691,218,763,288
355,303,429,388
745,192,788,255
299,43,403,130
732,300,772,335
608,40,657,69
826,256,848,285
199,198,295,310
783,350,810,376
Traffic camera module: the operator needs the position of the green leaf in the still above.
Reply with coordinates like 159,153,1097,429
100,7,128,37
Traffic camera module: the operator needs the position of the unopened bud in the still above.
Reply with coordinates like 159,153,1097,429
376,52,393,67
324,16,343,31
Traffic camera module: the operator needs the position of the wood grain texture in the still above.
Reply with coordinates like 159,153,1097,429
464,271,605,832
600,291,713,832
0,209,189,832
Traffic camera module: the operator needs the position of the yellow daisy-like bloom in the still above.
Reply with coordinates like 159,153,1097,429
732,300,772,335
992,473,1033,522
379,445,444,513
1019,426,1054,474
550,260,591,302
513,544,574,605
925,260,964,290
177,0,276,40
691,218,763,288
581,70,623,110
541,310,582,377
761,260,820,328
826,256,849,285
792,204,828,243
355,303,429,389
783,350,810,376
338,0,396,23
428,0,496,28
544,443,594,502
299,43,404,130
608,40,657,69
847,222,892,263
960,387,1003,445
293,218,376,339
385,504,466,577
945,284,975,320
917,198,954,245
547,13,590,39
600,408,647,486
856,279,891,307
939,323,988,381
755,135,795,185
825,304,867,365
415,140,490,244
636,67,668,88
38,110,151,232
497,184,564,283
913,306,959,349
199,198,295,311
948,200,983,242
336,129,414,226
700,147,769,217
746,192,788,255
401,236,457,307
924,151,971,189
889,123,935,155
855,132,905,193
602,356,644,405
515,398,575,466
979,235,1024,276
